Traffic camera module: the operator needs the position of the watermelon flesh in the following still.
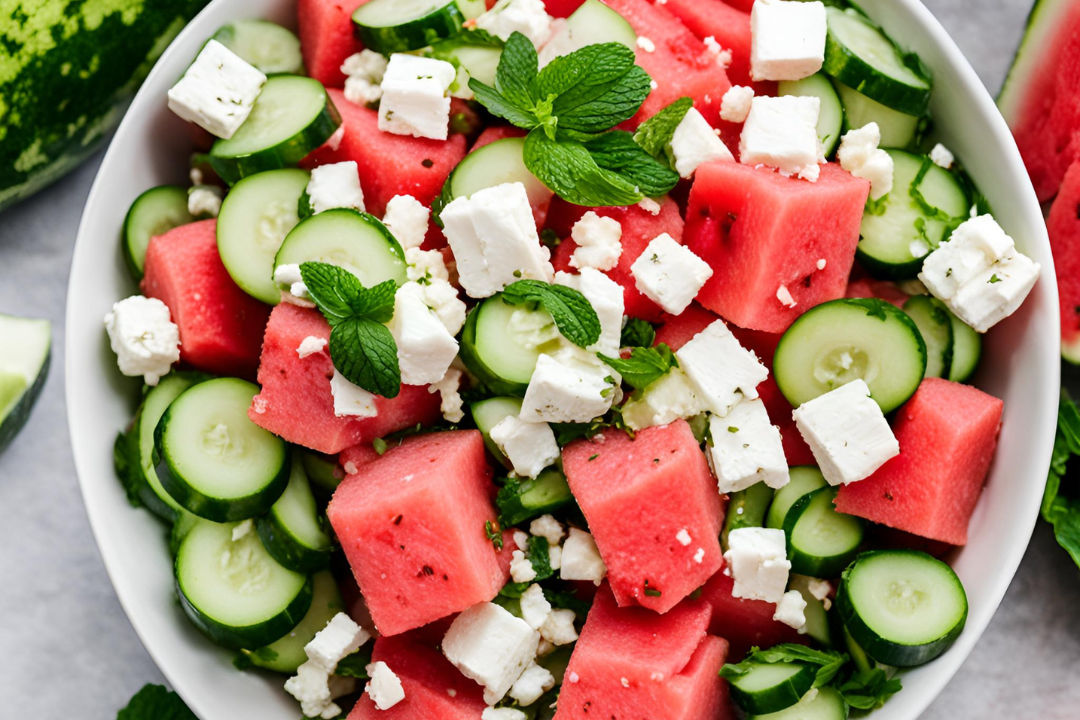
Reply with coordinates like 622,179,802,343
249,303,441,454
140,220,269,379
545,0,586,17
835,378,1004,546
699,569,807,661
562,420,724,613
846,275,910,308
297,0,371,88
327,430,508,636
685,161,870,333
1046,159,1080,362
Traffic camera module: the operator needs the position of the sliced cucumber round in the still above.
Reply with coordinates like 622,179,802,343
0,314,50,454
176,519,312,650
948,312,982,383
212,20,304,75
722,482,775,551
436,138,553,223
842,623,874,673
155,378,290,522
903,295,953,379
122,186,194,280
747,686,848,720
835,81,921,149
540,0,637,66
823,7,931,116
217,168,310,305
496,468,574,527
257,456,333,573
460,296,560,396
766,466,828,531
778,74,844,157
431,31,504,96
209,76,340,185
301,451,346,497
837,550,968,667
728,662,817,715
774,298,927,413
784,486,865,578
789,575,832,647
352,0,469,54
471,396,524,469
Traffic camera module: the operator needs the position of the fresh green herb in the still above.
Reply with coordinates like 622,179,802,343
500,279,601,348
597,343,678,391
727,426,739,433
633,96,694,161
620,317,656,349
113,429,143,508
588,453,599,461
372,437,389,455
540,227,561,248
116,684,197,720
499,581,530,598
721,645,848,689
643,579,662,597
864,193,889,216
910,156,967,232
232,653,255,671
1043,392,1080,567
989,274,1002,284
335,646,375,679
486,520,504,550
838,668,903,710
851,298,889,321
544,587,592,616
527,535,555,580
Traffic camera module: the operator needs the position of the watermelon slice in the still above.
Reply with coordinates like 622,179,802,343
545,0,586,16
297,0,372,88
348,635,487,719
835,378,1004,546
339,443,382,476
249,304,441,455
846,275,910,309
471,125,527,151
140,220,269,379
699,569,807,661
684,161,870,333
327,430,508,636
302,89,467,216
562,420,724,613
1046,160,1080,362
999,0,1080,202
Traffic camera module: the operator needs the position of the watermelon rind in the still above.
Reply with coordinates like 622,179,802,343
0,314,51,453
998,0,1071,124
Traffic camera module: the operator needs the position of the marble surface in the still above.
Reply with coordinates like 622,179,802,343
1,1,1078,717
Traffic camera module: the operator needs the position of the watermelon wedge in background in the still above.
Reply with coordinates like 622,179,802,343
1046,162,1080,362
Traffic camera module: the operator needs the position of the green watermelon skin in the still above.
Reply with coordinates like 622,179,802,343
0,0,210,211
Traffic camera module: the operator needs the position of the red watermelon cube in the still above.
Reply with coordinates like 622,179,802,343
249,304,441,454
834,378,1004,546
562,420,724,613
348,635,487,720
654,304,720,351
140,220,269,379
699,569,806,660
302,89,467,216
545,0,586,16
685,161,870,333
297,0,372,88
327,431,508,636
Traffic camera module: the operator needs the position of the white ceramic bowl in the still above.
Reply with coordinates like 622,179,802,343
67,1,1059,718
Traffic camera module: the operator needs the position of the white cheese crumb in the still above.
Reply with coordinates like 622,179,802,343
365,661,405,710
638,197,662,215
510,550,538,583
773,589,808,632
693,547,705,564
188,186,222,218
104,296,181,386
429,367,465,423
837,122,894,200
530,514,565,545
296,336,327,359
676,529,692,546
636,36,656,52
720,85,755,124
342,49,388,105
817,258,827,270
930,142,955,169
569,211,623,271
330,369,379,418
776,284,797,308
231,519,254,541
382,194,430,250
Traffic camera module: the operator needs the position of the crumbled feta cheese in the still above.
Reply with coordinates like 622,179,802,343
740,95,823,181
167,39,267,139
477,0,554,46
667,107,734,178
429,367,465,423
406,247,450,284
420,280,467,335
569,211,623,272
539,607,579,646
837,123,894,200
441,182,554,298
387,282,459,385
950,253,1041,333
520,583,553,630
104,296,181,386
708,399,789,493
442,603,540,705
382,195,430,250
231,519,254,541
773,590,808,631
750,0,827,81
621,367,708,430
342,49,388,106
483,708,528,720
510,550,538,583
817,258,827,270
514,531,530,551
720,85,755,123
306,161,366,214
554,268,625,356
703,36,732,68
273,263,312,303
188,186,222,218
776,284,797,309
676,529,692,546
930,143,955,169
638,197,662,215
530,514,565,546
560,528,606,585
630,233,713,315
509,662,556,706
490,415,560,478
285,661,355,719
792,379,900,486
364,661,405,710
190,167,203,185
910,239,931,259
520,350,615,424
306,613,371,671
378,54,456,140
676,320,769,418
330,369,379,418
548,545,562,570
636,36,656,52
723,527,790,603
693,547,706,564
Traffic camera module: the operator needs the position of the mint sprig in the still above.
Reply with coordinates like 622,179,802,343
598,344,678,391
500,279,601,348
621,317,656,348
721,645,848,689
300,262,402,398
633,96,694,161
117,684,197,720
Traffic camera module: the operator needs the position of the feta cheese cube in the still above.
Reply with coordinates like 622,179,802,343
554,268,625,356
306,161,365,215
510,550,537,583
548,544,562,570
167,39,267,139
305,612,371,671
792,379,900,486
620,367,708,431
667,107,735,178
750,0,827,82
509,661,556,706
708,399,790,494
638,196,662,215
837,123,894,200
950,252,1041,333
676,320,769,418
441,182,554,298
740,95,823,181
365,661,405,710
560,528,606,585
188,186,223,218
529,514,565,545
720,85,755,123
773,589,808,631
519,583,553,630
382,194,430,250
429,367,465,423
630,233,714,315
104,296,181,386
284,662,341,719
406,247,450,284
483,708,529,720
539,607,579,645
442,602,540,705
520,350,615,424
723,527,790,603
378,54,456,140
420,279,467,336
387,282,459,385
330,369,379,418
342,49,388,106
930,143,955,169
569,211,623,272
490,415,560,478
477,0,554,46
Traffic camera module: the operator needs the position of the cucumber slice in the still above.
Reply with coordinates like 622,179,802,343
460,296,559,396
947,312,982,383
766,466,827,530
257,455,333,573
778,74,844,157
431,32,504,97
747,686,848,720
212,20,304,75
209,76,340,185
436,138,553,222
783,487,865,578
217,168,310,305
902,295,953,379
837,550,968,667
301,451,346,497
789,575,832,646
168,510,205,556
155,378,290,522
774,298,926,413
540,0,637,65
471,396,524,469
722,482,775,551
242,570,346,673
176,519,313,649
842,623,874,673
835,81,921,149
0,314,50,453
274,209,407,291
823,7,931,116
121,186,194,280
857,151,969,279
728,662,817,715
497,468,574,527
352,0,470,54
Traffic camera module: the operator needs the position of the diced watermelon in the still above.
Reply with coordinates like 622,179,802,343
340,443,382,475
297,0,371,88
140,220,269,379
834,378,1004,546
552,196,685,321
654,304,719,351
545,0,586,17
722,0,755,12
471,125,527,151
327,431,508,636
1046,160,1080,362
349,635,487,720
685,161,870,333
302,89,467,216
699,569,806,661
562,420,723,613
249,304,441,454
846,275,910,308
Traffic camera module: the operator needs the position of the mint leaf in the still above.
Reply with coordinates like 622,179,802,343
498,32,540,114
500,279,601,348
584,131,680,197
536,43,651,136
524,129,642,207
334,646,374,679
633,97,694,160
117,684,197,720
526,535,554,580
300,262,365,326
621,318,656,349
347,279,397,323
721,645,848,689
598,344,678,391
470,79,540,128
331,317,401,399
838,668,903,710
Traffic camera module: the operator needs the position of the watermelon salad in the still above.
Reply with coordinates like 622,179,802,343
101,1,1041,718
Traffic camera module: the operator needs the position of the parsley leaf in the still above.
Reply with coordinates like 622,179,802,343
598,344,678,391
721,645,848,689
524,129,643,207
500,279,601,348
584,131,680,197
633,97,694,160
117,684,197,720
621,318,656,348
335,646,374,679
838,668,903,710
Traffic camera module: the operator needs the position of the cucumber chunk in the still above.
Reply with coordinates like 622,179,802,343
436,138,552,223
471,396,524,469
257,455,333,573
242,570,346,673
789,575,832,646
837,550,968,667
460,296,560,396
0,314,50,454
540,0,637,65
352,0,470,54
766,466,827,530
774,298,926,413
728,662,817,715
835,81,920,149
778,74,844,157
783,487,865,578
747,686,849,720
301,451,346,497
212,20,304,75
722,482,775,551
947,312,982,383
432,32,504,97
497,468,574,527
903,295,953,379
121,186,194,280
176,519,312,649
155,378,290,522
